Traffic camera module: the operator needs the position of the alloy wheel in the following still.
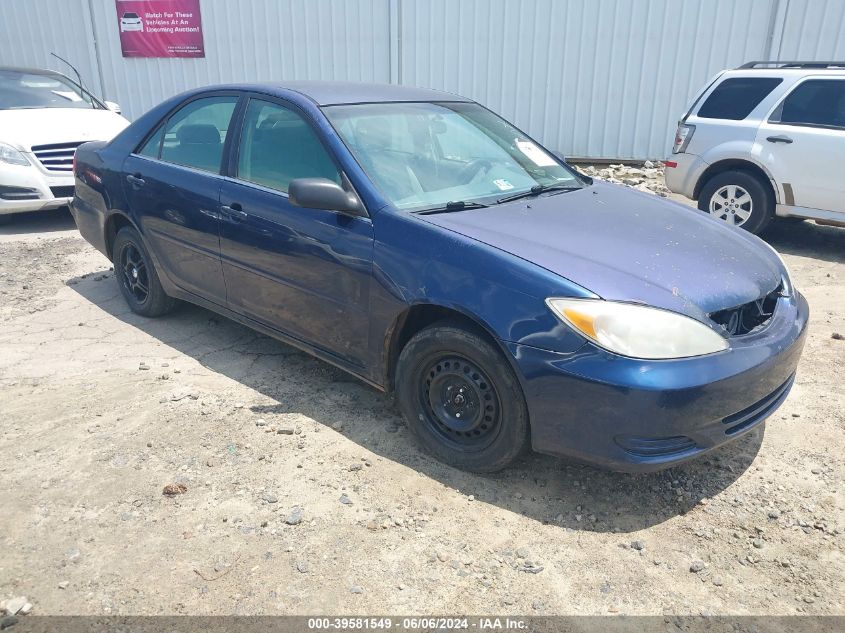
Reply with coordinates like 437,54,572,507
119,243,150,304
708,184,753,226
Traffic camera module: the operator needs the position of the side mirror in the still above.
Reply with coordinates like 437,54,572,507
289,178,366,217
105,101,122,114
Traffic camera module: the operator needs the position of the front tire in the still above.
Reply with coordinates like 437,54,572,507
112,226,176,317
698,170,773,234
395,322,529,473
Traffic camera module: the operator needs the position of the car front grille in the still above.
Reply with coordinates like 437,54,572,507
709,283,782,336
30,141,85,173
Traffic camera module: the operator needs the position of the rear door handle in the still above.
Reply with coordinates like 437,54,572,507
126,174,146,187
221,203,248,222
766,135,793,144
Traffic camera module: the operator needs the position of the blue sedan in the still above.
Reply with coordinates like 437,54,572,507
70,82,808,473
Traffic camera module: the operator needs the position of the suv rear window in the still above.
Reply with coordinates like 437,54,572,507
697,77,783,120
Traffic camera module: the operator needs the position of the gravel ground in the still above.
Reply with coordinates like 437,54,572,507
0,181,843,618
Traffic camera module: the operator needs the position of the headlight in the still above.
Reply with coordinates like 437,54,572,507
0,142,30,166
546,298,729,359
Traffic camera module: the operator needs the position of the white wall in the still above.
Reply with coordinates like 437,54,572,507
87,0,392,119
1,0,843,160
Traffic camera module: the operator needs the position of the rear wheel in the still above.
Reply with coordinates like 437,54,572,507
698,170,773,234
112,226,176,317
395,322,529,473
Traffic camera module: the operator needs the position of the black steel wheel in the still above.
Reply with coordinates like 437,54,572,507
395,322,529,472
112,226,177,317
420,355,502,451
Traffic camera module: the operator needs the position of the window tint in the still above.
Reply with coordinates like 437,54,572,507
159,96,237,173
697,78,783,120
772,79,845,129
236,99,340,192
138,126,164,158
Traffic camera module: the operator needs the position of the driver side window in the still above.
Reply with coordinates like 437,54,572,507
236,99,341,193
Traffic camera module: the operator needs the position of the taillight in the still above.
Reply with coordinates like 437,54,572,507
672,123,695,154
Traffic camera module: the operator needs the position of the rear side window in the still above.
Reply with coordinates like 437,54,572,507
236,99,341,193
697,77,783,120
771,79,845,129
159,96,238,173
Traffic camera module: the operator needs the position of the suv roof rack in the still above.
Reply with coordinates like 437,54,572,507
738,61,845,69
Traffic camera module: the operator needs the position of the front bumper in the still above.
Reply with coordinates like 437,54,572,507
508,291,809,472
664,152,709,199
0,161,74,215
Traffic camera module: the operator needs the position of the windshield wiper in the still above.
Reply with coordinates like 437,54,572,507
414,200,489,215
496,184,580,204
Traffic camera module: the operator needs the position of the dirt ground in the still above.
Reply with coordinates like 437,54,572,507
0,187,843,617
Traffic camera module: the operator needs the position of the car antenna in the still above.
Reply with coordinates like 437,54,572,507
50,52,95,109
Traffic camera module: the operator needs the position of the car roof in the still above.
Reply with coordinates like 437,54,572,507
720,68,845,79
0,66,67,77
259,81,471,106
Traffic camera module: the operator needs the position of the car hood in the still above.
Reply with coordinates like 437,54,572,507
0,108,129,150
419,181,783,321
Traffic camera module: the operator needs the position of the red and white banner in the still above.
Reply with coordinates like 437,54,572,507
115,0,205,58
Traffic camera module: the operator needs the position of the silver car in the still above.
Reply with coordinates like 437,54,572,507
665,61,845,234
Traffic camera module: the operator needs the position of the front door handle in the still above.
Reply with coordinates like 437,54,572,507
221,203,248,222
126,174,146,187
766,135,793,144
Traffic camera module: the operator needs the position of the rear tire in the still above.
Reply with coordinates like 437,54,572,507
112,226,176,317
395,322,529,473
698,170,773,234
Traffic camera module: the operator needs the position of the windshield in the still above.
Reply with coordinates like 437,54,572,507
0,70,98,110
323,101,583,211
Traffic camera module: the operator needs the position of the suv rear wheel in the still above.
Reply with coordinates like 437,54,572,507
698,170,773,234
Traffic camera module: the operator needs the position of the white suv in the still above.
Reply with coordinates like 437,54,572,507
0,67,128,221
665,61,845,234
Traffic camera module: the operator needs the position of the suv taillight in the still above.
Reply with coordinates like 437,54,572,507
672,123,695,154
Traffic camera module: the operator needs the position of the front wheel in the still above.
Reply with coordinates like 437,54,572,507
112,226,176,317
395,322,529,473
698,170,774,234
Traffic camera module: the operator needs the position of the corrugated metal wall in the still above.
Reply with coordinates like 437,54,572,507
86,0,392,119
0,0,103,95
398,0,778,159
1,0,843,160
773,0,845,59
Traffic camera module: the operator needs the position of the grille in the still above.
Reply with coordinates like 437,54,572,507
30,141,85,173
615,435,698,458
49,186,75,199
0,185,40,201
721,375,794,436
709,283,782,336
